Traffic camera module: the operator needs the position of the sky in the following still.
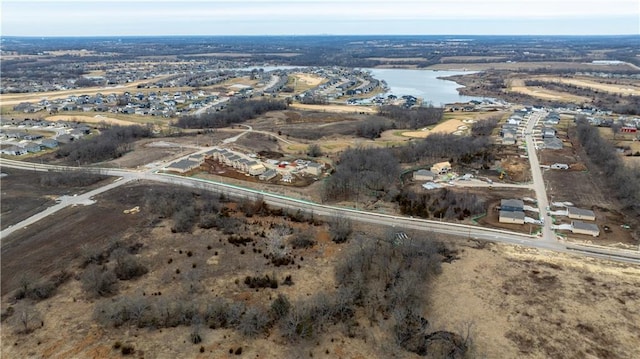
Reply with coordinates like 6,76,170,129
1,0,639,36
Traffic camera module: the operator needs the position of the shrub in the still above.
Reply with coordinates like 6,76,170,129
112,250,148,281
244,274,278,289
271,294,291,320
290,231,316,249
81,264,118,297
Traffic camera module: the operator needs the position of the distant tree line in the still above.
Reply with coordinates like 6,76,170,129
56,124,152,164
471,116,501,137
393,133,493,165
576,118,640,216
378,105,444,130
175,98,288,129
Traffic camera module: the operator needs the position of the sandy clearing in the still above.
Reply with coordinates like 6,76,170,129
401,119,466,138
290,103,377,114
46,114,136,126
537,76,640,96
510,86,591,102
292,73,325,87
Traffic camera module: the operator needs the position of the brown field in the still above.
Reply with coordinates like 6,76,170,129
290,103,377,114
425,61,638,72
2,180,639,358
507,79,590,102
535,76,640,96
46,114,137,126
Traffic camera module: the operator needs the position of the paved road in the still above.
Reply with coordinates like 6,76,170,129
524,110,555,243
2,158,639,264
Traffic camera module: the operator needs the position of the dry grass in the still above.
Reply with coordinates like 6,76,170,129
430,242,640,359
290,103,377,114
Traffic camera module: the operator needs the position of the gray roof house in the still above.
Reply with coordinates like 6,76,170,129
500,199,524,212
571,221,600,237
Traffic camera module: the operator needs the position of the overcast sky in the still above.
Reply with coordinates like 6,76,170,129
2,0,639,36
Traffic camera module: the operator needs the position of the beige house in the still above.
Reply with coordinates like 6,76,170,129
431,161,451,174
571,221,600,237
499,211,525,224
304,162,323,176
567,207,596,221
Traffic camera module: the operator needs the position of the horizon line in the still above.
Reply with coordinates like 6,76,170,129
3,33,639,38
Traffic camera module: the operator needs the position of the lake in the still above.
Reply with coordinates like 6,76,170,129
364,68,487,106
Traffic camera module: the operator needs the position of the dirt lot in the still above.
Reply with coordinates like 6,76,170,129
0,168,111,230
2,180,639,358
430,241,640,359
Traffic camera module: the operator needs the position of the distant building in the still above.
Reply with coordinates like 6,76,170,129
165,158,201,173
259,169,278,181
430,161,451,174
567,207,596,221
571,221,600,237
413,169,435,181
304,162,323,176
499,210,525,224
1,146,27,156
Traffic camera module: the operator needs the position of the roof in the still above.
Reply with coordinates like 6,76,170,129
167,159,199,170
568,207,595,217
572,221,599,232
415,169,435,176
499,211,525,220
501,199,524,209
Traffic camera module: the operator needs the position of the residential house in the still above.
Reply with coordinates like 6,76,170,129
259,169,278,181
1,146,27,156
567,207,596,221
499,211,525,224
22,142,42,153
165,159,201,173
431,161,451,174
40,138,58,149
500,199,524,212
56,134,74,144
543,137,563,150
304,162,323,176
571,221,600,237
413,169,436,181
248,162,267,176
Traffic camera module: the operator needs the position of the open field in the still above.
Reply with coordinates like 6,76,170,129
290,103,377,114
0,168,111,231
507,79,590,102
534,76,640,96
2,180,639,358
401,110,507,138
426,61,638,72
46,114,137,126
430,242,640,359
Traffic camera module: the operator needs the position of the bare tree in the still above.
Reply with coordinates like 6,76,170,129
10,302,42,334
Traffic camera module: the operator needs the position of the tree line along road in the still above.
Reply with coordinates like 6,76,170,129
1,158,639,264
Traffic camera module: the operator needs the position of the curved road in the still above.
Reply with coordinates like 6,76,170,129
1,158,639,264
